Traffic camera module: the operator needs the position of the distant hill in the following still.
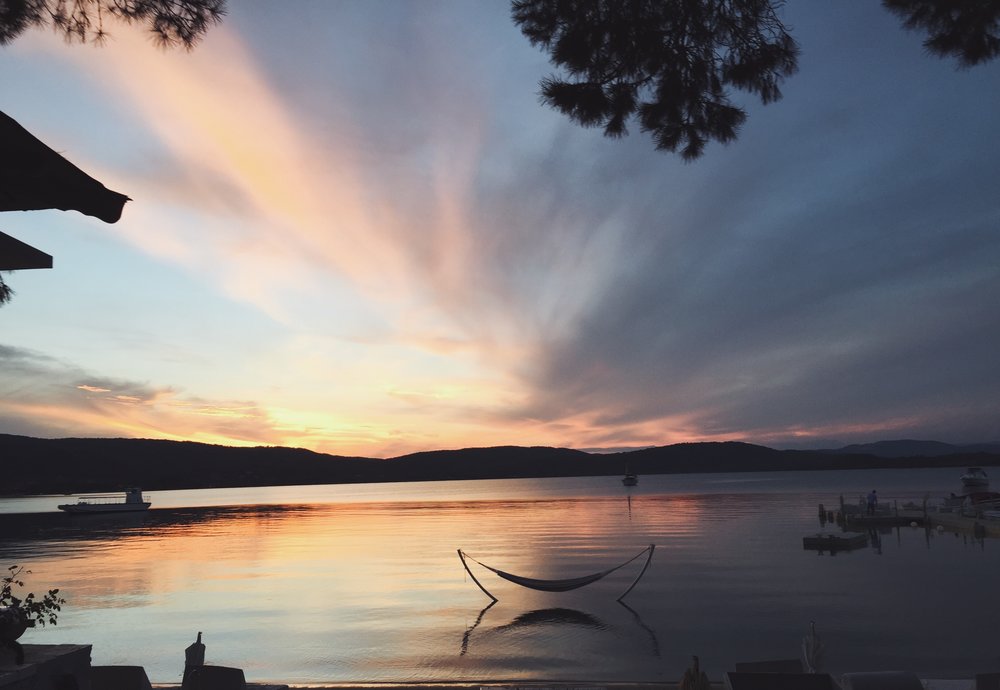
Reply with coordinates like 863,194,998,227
2,433,998,496
822,439,1000,458
0,434,383,495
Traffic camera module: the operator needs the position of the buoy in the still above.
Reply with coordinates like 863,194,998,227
909,521,917,527
936,525,945,531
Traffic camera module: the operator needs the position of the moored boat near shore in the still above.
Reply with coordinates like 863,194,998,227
57,487,150,513
961,467,989,489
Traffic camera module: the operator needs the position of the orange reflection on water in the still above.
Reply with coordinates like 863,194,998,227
7,485,718,682
21,492,707,607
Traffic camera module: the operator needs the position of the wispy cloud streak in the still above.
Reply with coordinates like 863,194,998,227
4,2,999,454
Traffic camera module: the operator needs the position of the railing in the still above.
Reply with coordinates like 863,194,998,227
824,493,1000,522
74,492,148,504
960,497,1000,518
835,494,922,517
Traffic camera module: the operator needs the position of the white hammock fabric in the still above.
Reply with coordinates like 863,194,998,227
458,544,655,602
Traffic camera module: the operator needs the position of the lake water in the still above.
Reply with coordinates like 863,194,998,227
2,467,999,685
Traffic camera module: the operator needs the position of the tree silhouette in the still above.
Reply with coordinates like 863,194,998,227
0,275,12,305
1,1,996,165
512,0,799,161
883,0,1000,67
0,0,226,49
514,0,1000,158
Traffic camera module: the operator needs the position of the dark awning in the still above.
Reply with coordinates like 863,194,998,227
0,110,130,223
0,230,52,270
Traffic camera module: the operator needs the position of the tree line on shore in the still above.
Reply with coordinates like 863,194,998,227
2,433,997,496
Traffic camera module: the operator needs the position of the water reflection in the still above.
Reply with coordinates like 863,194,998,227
0,505,314,541
459,600,496,655
3,470,1000,683
616,600,661,658
812,504,999,558
497,607,608,630
0,505,318,560
869,528,882,555
460,602,660,660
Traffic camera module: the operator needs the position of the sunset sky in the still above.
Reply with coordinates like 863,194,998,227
2,2,998,458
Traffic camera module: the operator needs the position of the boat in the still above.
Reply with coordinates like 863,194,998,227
58,487,151,513
960,467,989,489
622,468,638,486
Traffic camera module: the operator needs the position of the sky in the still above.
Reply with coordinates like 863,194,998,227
1,2,998,459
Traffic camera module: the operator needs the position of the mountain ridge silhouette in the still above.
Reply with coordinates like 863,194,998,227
2,433,997,495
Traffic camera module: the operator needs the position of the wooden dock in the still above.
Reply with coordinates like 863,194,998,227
821,493,1000,541
927,511,1000,537
843,510,926,528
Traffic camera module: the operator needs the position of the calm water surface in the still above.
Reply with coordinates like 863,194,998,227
2,468,999,684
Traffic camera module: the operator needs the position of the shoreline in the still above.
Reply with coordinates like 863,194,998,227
147,680,979,690
153,684,696,688
3,646,981,690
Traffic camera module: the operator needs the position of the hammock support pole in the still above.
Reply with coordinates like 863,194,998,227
617,543,655,602
458,549,498,602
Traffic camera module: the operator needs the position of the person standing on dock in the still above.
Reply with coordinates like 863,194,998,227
867,490,878,515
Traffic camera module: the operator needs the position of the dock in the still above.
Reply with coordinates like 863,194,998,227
926,511,1000,538
817,493,1000,543
843,510,926,528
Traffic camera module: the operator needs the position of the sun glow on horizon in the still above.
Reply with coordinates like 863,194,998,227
3,3,998,457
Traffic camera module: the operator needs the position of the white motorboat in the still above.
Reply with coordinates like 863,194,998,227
960,467,989,489
58,487,151,513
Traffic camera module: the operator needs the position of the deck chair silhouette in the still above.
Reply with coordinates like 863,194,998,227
184,665,246,690
733,659,805,674
91,666,153,690
839,671,923,690
725,671,837,690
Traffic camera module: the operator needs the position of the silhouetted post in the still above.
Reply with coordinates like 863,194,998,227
182,632,205,687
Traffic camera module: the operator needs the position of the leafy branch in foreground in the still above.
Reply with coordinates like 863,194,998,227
0,0,227,49
514,0,1000,158
0,274,12,306
512,0,799,160
1,565,66,627
882,0,1000,67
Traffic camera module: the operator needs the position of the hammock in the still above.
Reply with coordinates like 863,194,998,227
458,544,655,602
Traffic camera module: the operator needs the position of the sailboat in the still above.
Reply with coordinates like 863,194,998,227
622,467,638,486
